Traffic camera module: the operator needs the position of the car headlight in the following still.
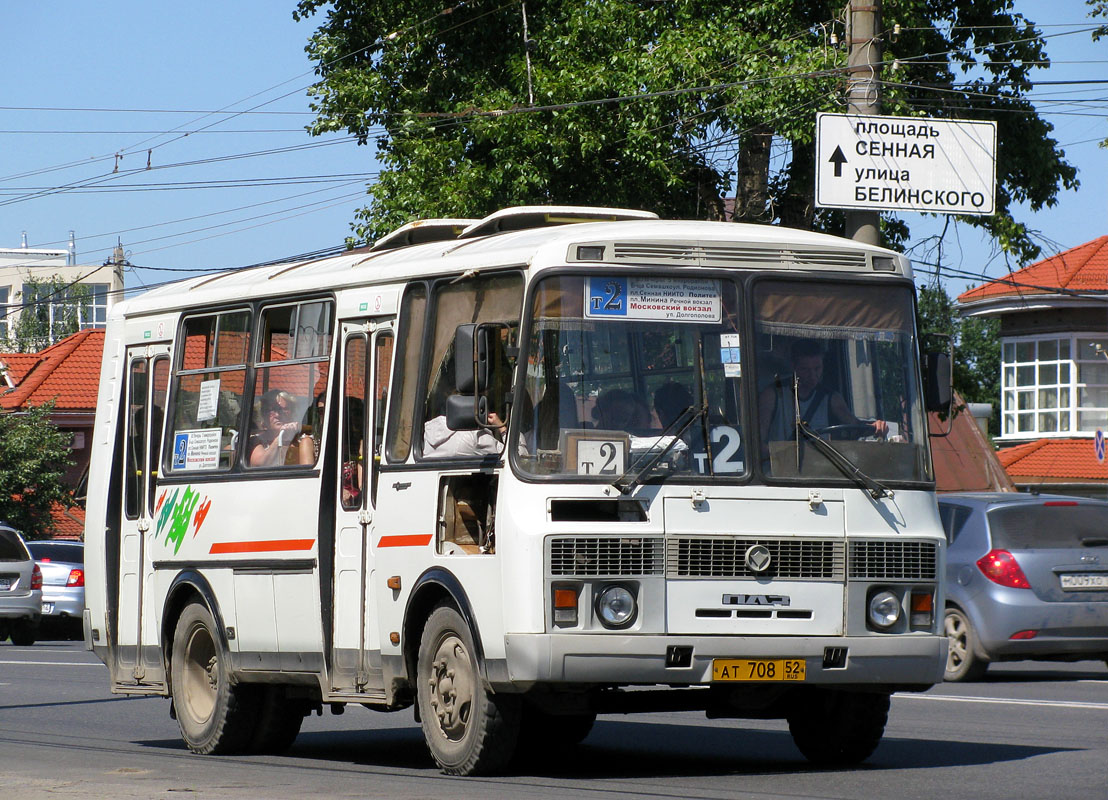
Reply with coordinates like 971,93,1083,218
868,590,901,630
595,584,636,629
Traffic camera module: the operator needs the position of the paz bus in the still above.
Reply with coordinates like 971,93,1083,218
83,206,951,775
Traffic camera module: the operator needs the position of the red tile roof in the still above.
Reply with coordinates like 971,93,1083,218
49,504,85,541
0,329,104,412
997,438,1108,483
958,235,1108,302
930,397,1016,493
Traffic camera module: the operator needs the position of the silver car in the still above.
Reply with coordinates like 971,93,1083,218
938,493,1108,681
0,525,43,646
25,540,84,638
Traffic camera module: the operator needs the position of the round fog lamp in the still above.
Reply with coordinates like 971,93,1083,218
596,585,636,628
868,590,901,629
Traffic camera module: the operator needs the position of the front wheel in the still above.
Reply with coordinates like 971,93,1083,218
416,604,520,776
170,602,258,754
9,620,37,646
944,607,988,682
787,689,889,766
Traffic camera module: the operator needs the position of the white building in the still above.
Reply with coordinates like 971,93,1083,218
0,237,124,349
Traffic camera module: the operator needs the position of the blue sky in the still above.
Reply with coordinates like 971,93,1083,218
1,1,1105,297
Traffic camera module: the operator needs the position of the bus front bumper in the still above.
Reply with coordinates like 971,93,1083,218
501,633,947,688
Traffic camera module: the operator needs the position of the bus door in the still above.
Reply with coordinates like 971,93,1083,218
331,320,394,693
115,345,170,687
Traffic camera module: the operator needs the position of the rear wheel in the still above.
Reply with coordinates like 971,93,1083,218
9,620,37,646
787,689,889,766
944,607,988,682
248,686,307,754
416,604,520,776
170,602,258,754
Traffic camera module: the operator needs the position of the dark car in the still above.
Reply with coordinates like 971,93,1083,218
0,524,43,645
25,540,84,639
938,492,1108,681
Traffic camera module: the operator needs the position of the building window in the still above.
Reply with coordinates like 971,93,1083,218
1002,334,1108,437
0,286,10,342
1076,336,1108,432
18,281,111,344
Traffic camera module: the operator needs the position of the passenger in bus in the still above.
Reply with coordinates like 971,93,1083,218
423,411,508,458
758,339,888,457
593,388,652,431
248,389,315,467
653,381,695,429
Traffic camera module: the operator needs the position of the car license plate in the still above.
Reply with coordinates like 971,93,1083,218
0,578,9,591
42,602,54,614
1060,573,1108,590
712,658,806,681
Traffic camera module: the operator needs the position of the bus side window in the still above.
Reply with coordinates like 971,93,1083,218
385,284,427,463
169,310,250,473
418,272,523,459
246,300,333,469
371,331,393,503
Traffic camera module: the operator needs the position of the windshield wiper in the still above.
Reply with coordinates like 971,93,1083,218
612,404,706,496
795,419,893,500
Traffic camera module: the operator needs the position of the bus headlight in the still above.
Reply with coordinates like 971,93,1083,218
595,584,636,629
867,590,901,630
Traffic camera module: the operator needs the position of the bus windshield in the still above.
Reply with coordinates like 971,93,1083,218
753,279,931,484
515,274,746,480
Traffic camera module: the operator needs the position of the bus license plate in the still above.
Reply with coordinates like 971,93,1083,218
712,659,806,682
0,578,9,591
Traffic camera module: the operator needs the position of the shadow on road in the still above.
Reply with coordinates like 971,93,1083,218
137,717,1073,779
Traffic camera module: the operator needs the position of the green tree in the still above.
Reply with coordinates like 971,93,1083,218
295,0,1094,259
917,283,1001,434
7,277,92,353
0,402,75,539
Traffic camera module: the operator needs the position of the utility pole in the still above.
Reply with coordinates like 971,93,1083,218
845,0,881,245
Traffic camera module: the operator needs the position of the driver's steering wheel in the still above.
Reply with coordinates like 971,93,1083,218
815,422,877,440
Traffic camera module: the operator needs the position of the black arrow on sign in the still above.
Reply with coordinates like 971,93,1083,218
829,145,847,177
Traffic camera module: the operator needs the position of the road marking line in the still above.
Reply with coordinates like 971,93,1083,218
897,694,1108,711
0,660,103,668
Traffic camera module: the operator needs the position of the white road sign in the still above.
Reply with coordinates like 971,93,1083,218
815,113,996,215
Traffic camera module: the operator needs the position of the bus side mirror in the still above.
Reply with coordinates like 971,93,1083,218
455,323,478,394
452,322,510,429
445,393,480,431
923,350,952,414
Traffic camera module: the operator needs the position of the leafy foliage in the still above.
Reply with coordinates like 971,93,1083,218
917,283,1000,434
0,403,75,539
296,0,1087,258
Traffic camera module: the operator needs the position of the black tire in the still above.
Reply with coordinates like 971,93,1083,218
248,686,307,754
170,602,258,754
787,689,889,767
944,607,989,682
9,620,37,646
416,603,521,776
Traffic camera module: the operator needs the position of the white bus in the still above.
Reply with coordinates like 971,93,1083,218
84,206,951,775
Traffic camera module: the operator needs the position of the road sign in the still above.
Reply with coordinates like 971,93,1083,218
815,113,996,215
1096,429,1105,464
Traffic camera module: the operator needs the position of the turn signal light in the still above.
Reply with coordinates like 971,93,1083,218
553,586,579,627
910,591,934,629
30,564,42,590
976,549,1031,589
67,568,84,588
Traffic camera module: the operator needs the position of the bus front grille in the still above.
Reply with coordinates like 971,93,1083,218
548,536,665,577
667,538,845,580
848,540,938,580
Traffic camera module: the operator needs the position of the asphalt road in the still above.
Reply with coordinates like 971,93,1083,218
1,639,1106,799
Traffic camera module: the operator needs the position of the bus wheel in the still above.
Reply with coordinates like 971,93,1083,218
249,686,307,754
416,604,520,775
170,602,258,754
786,689,889,766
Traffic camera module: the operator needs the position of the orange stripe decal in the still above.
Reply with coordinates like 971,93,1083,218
377,533,433,548
209,539,315,555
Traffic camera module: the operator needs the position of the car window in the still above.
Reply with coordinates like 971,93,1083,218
27,542,84,564
937,504,973,545
0,528,30,561
988,503,1108,549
